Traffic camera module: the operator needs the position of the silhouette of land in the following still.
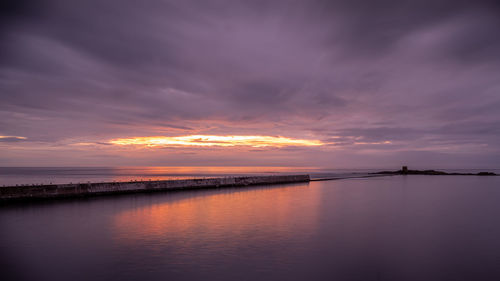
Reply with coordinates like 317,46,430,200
374,166,497,176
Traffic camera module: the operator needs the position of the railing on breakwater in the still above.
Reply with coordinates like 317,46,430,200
0,174,310,201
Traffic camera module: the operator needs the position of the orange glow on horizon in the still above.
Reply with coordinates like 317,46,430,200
109,135,323,148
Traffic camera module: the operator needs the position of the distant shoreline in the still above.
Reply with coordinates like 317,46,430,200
373,167,497,176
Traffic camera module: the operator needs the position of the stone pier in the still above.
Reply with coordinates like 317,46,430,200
0,174,310,201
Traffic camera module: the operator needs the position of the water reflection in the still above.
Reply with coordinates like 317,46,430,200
3,176,500,281
113,183,318,248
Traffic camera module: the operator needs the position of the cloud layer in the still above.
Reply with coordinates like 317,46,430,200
1,0,500,167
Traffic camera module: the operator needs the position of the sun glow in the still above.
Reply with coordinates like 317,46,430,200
0,135,27,140
109,135,323,148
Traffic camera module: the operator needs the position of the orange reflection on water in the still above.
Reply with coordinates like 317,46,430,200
116,166,319,174
113,183,319,245
106,166,321,182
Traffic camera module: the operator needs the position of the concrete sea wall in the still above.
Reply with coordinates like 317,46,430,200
0,175,310,201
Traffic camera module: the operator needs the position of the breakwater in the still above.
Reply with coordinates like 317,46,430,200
0,174,310,201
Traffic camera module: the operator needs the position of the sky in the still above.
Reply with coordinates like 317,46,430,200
1,0,500,168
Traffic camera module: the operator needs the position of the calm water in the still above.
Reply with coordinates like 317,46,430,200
2,167,498,186
1,175,500,281
0,166,387,186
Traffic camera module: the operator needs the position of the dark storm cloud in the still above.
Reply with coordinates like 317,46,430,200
0,0,43,31
1,0,500,166
315,0,500,59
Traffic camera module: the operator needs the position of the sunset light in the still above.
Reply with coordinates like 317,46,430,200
2,1,500,280
0,135,27,140
109,135,323,148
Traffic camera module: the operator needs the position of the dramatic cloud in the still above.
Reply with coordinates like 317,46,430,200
109,135,323,148
1,0,499,167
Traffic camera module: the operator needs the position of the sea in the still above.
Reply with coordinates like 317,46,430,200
0,166,385,186
1,166,498,186
1,167,500,281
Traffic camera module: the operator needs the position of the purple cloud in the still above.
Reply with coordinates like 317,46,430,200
1,0,499,167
